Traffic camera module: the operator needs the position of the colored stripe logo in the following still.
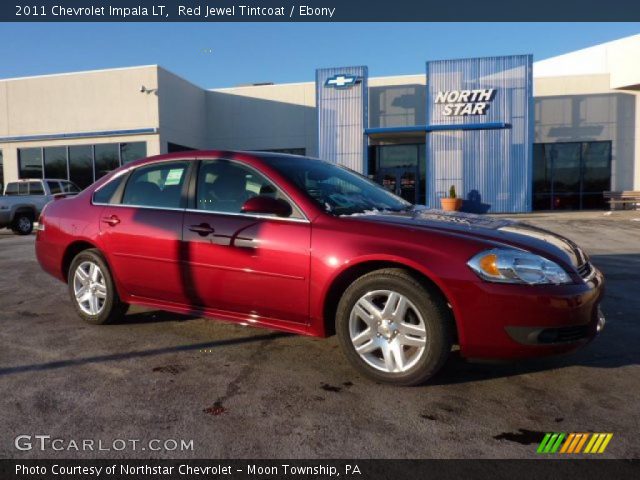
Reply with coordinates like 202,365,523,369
537,433,613,454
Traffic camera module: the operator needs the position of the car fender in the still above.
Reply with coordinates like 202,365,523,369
315,252,467,345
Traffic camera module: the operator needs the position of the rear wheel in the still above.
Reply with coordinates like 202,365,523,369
336,268,453,386
12,213,33,235
68,249,128,325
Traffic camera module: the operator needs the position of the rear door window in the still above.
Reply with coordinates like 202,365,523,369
122,161,189,209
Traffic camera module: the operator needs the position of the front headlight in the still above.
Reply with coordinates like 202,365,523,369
467,248,571,285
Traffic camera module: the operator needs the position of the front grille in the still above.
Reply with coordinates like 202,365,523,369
538,325,590,344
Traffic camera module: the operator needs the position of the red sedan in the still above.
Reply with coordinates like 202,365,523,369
35,151,605,385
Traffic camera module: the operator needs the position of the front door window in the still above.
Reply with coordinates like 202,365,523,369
181,159,310,322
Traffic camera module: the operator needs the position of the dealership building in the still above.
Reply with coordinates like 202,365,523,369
1,34,639,212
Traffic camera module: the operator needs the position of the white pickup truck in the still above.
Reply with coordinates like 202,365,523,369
0,179,80,235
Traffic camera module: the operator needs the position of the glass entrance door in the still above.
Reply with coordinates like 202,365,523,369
533,141,611,210
369,143,426,205
376,166,420,203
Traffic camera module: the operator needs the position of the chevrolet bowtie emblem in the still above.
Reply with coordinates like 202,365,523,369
325,74,360,89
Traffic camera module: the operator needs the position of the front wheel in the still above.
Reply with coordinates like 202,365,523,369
68,249,128,325
336,268,453,386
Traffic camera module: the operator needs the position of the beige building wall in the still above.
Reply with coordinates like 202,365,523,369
0,65,160,137
157,67,208,151
0,65,162,184
207,82,317,155
534,74,640,191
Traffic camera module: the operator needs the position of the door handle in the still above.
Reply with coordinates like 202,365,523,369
101,215,120,227
189,223,215,237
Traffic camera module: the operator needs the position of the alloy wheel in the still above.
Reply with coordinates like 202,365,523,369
73,261,108,316
348,290,427,373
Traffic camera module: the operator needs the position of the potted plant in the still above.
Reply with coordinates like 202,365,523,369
440,185,463,211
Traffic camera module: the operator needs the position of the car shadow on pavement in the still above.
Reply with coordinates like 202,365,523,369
0,332,290,377
110,309,200,325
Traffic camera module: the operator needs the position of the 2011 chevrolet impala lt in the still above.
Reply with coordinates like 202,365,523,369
35,152,605,385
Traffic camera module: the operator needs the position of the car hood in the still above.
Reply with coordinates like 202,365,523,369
348,208,588,268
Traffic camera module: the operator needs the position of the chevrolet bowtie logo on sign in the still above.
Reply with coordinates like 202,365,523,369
537,432,613,454
434,89,496,116
325,74,361,89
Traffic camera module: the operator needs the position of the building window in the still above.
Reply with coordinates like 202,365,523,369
18,148,43,179
16,141,147,189
533,141,612,210
94,144,120,179
44,146,68,179
69,145,94,189
120,142,147,164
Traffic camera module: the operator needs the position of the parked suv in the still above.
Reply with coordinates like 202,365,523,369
0,179,80,235
35,152,605,385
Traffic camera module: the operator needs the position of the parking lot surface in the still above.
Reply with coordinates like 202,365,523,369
1,211,639,459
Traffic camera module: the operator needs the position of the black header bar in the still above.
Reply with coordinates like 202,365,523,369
1,459,639,480
4,0,640,22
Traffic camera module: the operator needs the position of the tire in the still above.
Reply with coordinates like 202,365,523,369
68,249,128,325
336,268,453,386
11,212,33,235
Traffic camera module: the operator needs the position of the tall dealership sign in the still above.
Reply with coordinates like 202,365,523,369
316,66,368,173
426,55,533,213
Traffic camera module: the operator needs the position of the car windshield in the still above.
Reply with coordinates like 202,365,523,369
265,156,412,216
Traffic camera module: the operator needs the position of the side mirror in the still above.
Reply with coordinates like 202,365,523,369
241,195,293,218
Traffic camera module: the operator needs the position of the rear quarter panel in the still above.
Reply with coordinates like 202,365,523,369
35,193,105,282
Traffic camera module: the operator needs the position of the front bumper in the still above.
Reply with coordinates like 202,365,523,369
505,306,605,345
454,266,605,359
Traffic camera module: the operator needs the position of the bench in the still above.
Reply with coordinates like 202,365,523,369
603,191,640,210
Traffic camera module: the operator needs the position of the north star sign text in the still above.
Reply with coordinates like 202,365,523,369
435,89,496,116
